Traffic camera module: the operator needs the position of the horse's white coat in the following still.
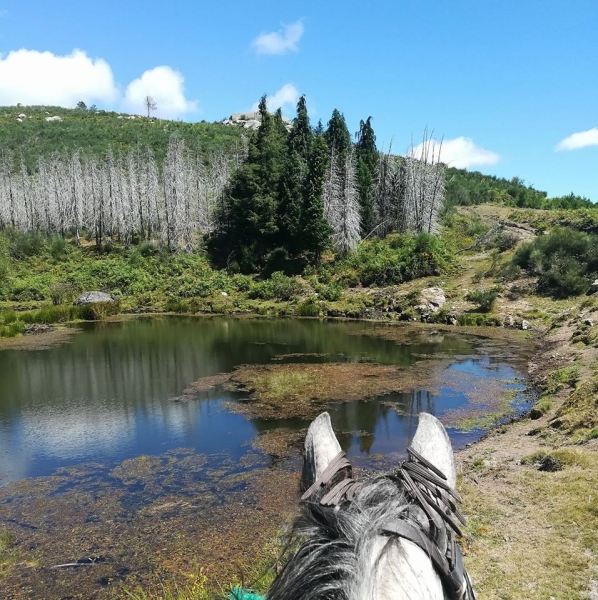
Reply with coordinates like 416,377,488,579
303,411,342,484
308,412,455,600
411,412,457,489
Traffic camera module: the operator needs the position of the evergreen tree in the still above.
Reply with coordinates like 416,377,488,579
301,135,332,263
276,150,303,254
324,109,352,157
313,119,324,136
287,95,313,163
355,117,379,237
211,95,287,271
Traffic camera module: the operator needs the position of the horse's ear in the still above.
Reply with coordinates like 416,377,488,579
302,412,342,490
411,413,457,489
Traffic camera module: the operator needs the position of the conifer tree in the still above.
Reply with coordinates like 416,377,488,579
287,95,313,163
355,117,379,236
301,135,332,263
325,109,352,157
276,150,303,254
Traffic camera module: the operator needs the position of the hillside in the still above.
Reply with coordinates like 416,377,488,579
0,105,245,167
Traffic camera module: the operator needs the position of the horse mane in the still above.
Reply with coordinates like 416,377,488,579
267,476,441,600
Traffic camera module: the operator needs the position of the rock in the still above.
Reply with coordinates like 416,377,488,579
521,319,530,330
504,315,516,328
75,291,114,305
221,291,228,297
584,318,594,327
587,279,598,295
415,287,446,314
222,111,293,132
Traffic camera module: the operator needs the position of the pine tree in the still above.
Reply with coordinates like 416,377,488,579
287,95,313,163
301,135,332,263
276,150,303,254
355,117,379,237
324,109,351,157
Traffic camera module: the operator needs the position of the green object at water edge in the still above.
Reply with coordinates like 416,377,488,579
228,587,265,600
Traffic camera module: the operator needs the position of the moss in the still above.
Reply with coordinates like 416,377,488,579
529,398,552,419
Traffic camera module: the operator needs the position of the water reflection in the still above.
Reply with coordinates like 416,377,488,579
0,317,528,485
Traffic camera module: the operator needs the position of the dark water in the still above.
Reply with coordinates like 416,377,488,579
0,317,530,486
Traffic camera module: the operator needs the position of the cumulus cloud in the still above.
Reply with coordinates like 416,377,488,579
123,66,197,119
252,20,304,55
411,136,500,169
555,128,598,151
0,48,118,106
0,48,197,119
251,83,300,114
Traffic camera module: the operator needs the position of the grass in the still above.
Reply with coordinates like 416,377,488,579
461,450,598,599
0,530,18,577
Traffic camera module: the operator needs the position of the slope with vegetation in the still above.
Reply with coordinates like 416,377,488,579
1,100,598,599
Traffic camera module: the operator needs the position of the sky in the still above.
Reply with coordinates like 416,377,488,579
0,0,596,200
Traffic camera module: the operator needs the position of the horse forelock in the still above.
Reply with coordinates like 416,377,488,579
267,477,444,600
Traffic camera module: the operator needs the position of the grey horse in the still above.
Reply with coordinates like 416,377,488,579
267,412,476,600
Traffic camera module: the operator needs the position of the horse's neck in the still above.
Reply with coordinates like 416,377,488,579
354,537,444,600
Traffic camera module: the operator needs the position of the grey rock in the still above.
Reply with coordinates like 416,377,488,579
521,319,530,330
75,291,114,305
584,318,594,327
587,279,598,295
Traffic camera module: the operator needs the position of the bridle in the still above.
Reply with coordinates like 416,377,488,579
301,448,476,600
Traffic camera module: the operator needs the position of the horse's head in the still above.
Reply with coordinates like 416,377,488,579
268,412,475,600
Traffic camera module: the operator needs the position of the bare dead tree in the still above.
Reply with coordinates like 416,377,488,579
400,129,446,234
144,96,157,118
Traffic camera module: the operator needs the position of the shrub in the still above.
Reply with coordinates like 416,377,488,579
0,310,17,325
466,286,501,312
7,229,44,258
50,235,66,260
248,272,302,301
512,227,598,298
48,281,77,305
139,241,158,257
344,233,451,287
296,296,321,317
317,283,342,301
77,301,119,320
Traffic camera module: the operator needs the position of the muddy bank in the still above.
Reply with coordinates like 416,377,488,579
0,326,78,351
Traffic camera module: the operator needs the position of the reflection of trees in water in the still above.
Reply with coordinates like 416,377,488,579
330,390,436,454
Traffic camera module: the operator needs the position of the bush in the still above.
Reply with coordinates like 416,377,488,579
48,281,77,305
343,233,451,287
77,301,119,320
513,227,598,298
50,235,66,260
317,283,342,301
139,241,158,257
6,229,45,258
296,296,321,317
466,286,501,312
248,272,302,301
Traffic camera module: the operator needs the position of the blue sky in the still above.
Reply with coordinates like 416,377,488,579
0,0,596,199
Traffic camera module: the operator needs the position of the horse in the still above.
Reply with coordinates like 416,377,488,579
266,412,476,600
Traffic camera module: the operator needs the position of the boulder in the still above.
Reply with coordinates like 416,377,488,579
417,287,446,313
75,291,114,305
587,279,598,295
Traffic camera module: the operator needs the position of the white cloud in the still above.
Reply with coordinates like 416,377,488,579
123,66,197,119
251,83,299,115
555,128,598,151
0,48,119,106
0,48,197,120
252,20,304,55
410,136,501,169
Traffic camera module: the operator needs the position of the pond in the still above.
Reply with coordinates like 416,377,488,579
0,317,534,598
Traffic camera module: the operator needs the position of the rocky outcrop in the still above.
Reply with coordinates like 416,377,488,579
416,287,446,314
221,111,292,132
74,291,115,305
